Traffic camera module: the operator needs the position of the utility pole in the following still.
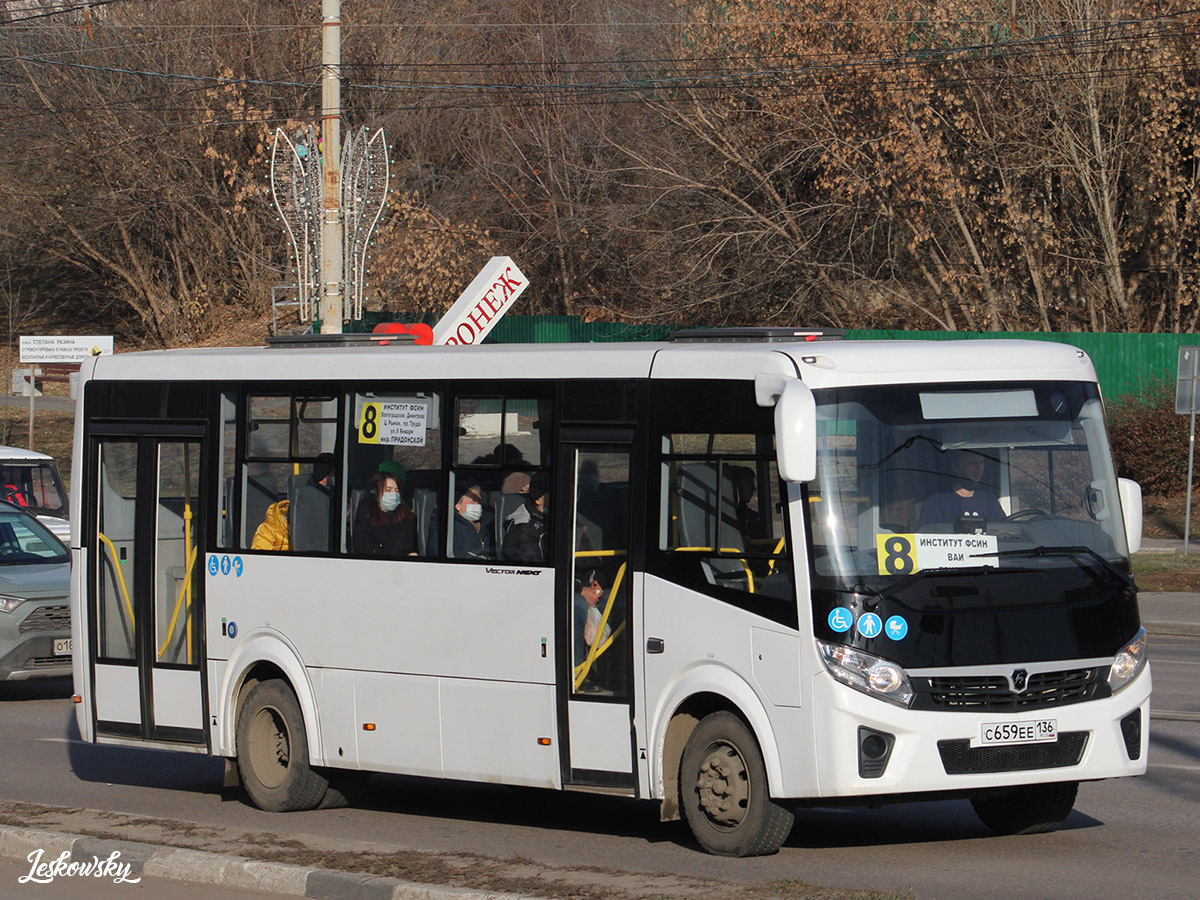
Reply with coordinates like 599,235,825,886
272,1,389,335
319,0,343,334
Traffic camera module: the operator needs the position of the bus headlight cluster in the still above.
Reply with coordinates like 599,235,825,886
819,641,914,707
1107,627,1147,694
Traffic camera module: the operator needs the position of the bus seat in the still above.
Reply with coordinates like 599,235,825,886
288,474,331,553
675,463,745,552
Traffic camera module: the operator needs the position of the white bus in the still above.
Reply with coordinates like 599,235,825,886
69,330,1150,856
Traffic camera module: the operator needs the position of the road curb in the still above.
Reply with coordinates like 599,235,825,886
0,825,538,900
1146,621,1200,638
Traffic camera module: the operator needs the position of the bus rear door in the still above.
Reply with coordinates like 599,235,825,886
87,425,207,745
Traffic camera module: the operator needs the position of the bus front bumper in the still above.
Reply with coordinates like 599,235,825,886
807,665,1151,799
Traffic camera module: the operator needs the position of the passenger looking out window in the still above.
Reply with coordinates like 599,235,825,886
428,482,496,559
353,462,418,557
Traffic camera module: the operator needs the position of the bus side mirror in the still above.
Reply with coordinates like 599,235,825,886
1117,477,1142,556
775,379,817,483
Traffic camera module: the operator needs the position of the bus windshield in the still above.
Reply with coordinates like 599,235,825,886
807,381,1128,592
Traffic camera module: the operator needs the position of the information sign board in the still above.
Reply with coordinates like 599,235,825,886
19,335,113,364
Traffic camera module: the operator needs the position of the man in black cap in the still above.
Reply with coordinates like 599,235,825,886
501,472,550,563
291,451,336,552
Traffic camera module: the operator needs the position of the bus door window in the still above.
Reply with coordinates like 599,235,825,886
218,393,237,549
572,450,630,698
96,441,138,661
347,391,441,557
155,441,201,666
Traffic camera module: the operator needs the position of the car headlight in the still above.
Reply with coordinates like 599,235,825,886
819,640,914,707
1108,627,1148,694
0,594,28,614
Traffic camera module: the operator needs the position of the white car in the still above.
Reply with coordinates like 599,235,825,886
0,446,69,544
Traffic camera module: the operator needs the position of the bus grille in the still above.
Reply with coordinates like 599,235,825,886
937,732,1088,774
19,605,70,634
915,668,1104,711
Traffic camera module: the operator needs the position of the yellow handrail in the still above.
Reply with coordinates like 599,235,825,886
671,546,755,593
96,531,135,629
183,499,193,664
573,560,630,689
157,543,198,662
768,535,786,573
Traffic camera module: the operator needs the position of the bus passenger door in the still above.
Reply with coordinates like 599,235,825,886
559,442,635,789
89,430,207,745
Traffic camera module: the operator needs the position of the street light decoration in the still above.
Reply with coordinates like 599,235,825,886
270,126,323,323
270,124,390,324
341,126,390,323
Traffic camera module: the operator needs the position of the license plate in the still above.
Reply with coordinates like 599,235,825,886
980,718,1057,746
53,638,72,656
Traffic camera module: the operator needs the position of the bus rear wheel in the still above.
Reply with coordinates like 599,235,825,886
680,711,794,856
971,781,1078,835
237,679,329,812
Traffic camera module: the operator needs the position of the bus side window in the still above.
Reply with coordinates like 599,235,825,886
346,391,442,558
445,395,552,562
241,394,339,553
659,435,794,617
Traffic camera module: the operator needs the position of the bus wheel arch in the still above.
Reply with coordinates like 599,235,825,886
657,681,787,820
658,692,772,822
220,635,324,767
678,709,794,856
235,676,330,812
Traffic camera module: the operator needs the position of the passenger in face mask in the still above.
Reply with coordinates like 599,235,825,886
449,481,495,559
353,468,417,558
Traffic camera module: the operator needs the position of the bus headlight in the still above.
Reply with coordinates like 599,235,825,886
819,641,914,707
1107,627,1147,694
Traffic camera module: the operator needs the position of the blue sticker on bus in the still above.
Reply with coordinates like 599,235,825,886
885,615,909,641
207,555,219,577
220,555,232,576
233,556,243,577
828,608,853,633
226,621,238,639
857,613,883,639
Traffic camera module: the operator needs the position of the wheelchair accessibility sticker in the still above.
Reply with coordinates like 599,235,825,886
209,554,243,578
828,608,854,633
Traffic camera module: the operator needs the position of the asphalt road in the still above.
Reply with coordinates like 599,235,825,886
0,636,1195,900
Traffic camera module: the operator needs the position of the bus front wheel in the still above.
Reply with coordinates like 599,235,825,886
971,781,1078,835
680,711,794,856
236,679,329,812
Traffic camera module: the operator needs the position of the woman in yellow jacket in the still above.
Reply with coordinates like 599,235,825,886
251,499,290,551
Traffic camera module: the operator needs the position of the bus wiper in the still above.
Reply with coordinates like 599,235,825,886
865,563,1036,607
970,545,1134,589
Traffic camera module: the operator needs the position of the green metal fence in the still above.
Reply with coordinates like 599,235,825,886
360,312,1189,401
